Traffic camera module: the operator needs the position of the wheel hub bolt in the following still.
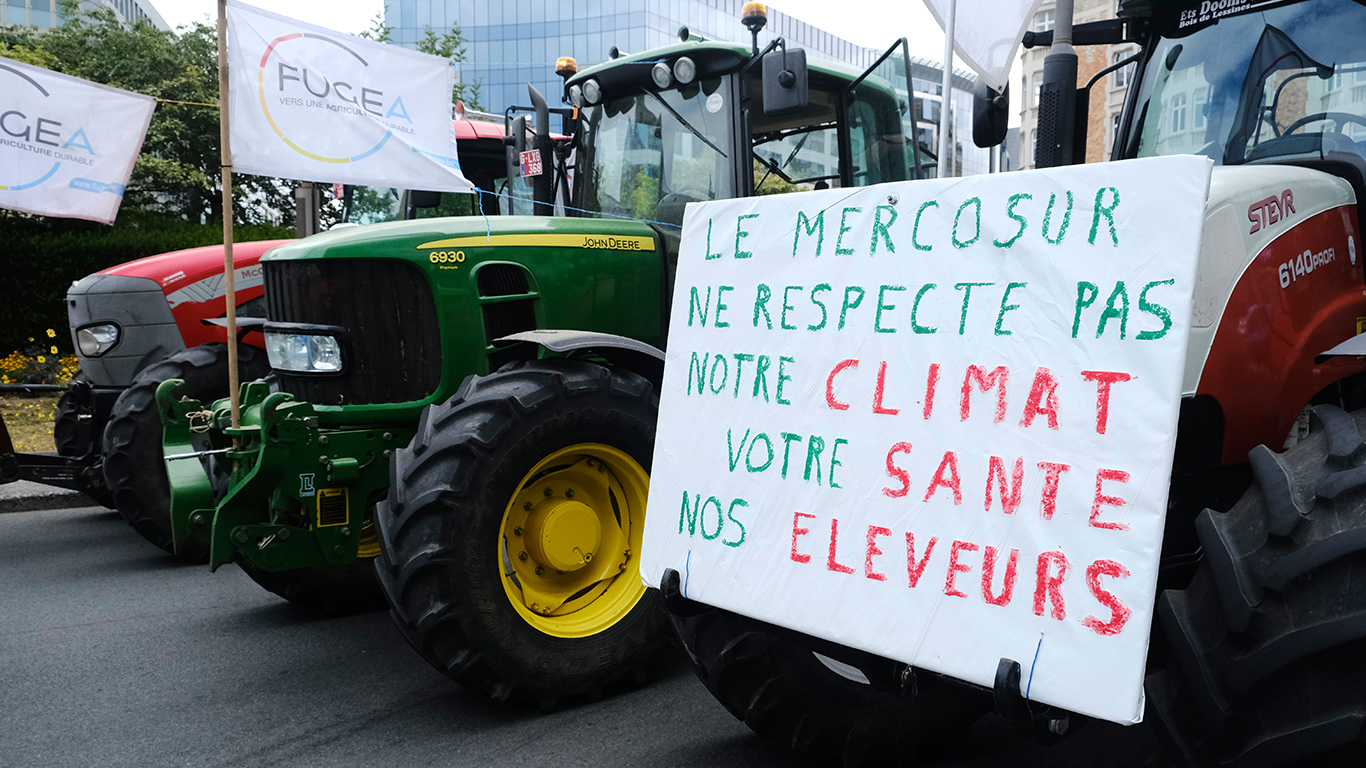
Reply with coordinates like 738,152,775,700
585,459,594,467
565,489,575,499
535,566,545,576
543,487,553,497
191,513,206,526
514,526,524,536
523,502,532,511
518,551,529,561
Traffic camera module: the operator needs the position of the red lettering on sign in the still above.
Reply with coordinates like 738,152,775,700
981,546,1020,606
961,365,1010,423
826,359,858,411
1033,551,1070,620
790,511,815,563
924,451,963,504
1083,559,1133,636
985,455,1024,515
827,518,855,574
1038,462,1070,520
923,362,940,419
944,540,979,598
1090,468,1131,531
865,525,891,581
906,533,938,588
882,442,914,498
1081,370,1132,435
1020,366,1060,429
873,361,899,415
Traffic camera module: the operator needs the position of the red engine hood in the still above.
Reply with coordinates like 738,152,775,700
101,239,293,295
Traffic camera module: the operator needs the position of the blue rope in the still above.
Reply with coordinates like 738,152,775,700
1025,633,1043,715
683,550,692,598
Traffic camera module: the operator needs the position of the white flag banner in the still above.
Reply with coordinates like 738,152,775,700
924,0,1043,91
0,57,154,225
225,0,473,192
639,156,1213,725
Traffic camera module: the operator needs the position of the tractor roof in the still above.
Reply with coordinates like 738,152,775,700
566,36,889,93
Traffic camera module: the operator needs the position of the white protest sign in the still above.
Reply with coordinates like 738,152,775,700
640,156,1212,725
0,57,155,225
226,0,474,192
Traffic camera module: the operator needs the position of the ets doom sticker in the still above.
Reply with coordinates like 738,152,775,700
640,155,1213,725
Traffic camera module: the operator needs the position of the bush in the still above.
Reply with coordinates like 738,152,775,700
0,329,79,385
0,213,291,356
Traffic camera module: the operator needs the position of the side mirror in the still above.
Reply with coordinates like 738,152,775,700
409,190,441,209
762,46,808,116
972,81,1010,149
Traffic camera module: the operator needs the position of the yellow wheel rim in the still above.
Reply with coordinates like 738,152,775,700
356,516,381,559
499,443,649,638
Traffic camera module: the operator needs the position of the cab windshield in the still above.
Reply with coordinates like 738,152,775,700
574,68,913,228
575,76,736,227
1130,0,1366,166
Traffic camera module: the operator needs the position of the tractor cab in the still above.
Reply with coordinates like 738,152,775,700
1119,0,1366,220
557,10,921,236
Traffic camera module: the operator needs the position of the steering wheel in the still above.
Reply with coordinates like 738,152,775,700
1282,111,1366,139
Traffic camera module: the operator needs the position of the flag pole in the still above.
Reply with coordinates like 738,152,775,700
937,0,956,178
217,0,242,436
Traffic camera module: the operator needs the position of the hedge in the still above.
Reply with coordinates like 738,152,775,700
0,214,292,356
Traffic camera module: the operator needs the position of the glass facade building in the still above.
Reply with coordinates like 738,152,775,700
387,0,880,119
387,0,991,177
1,0,168,30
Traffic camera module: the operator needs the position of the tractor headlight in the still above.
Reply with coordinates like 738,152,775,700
651,61,673,89
264,325,345,374
582,78,602,105
76,323,120,357
568,84,584,108
673,56,696,85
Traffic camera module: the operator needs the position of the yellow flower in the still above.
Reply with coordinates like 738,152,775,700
46,329,56,338
36,356,45,363
28,337,34,342
50,346,58,355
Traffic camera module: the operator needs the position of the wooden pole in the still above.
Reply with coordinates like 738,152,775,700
217,0,241,434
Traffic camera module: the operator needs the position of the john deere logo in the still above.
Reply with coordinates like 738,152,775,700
299,473,317,497
0,62,97,191
257,33,414,164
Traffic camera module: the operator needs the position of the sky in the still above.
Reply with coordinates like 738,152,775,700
154,1,949,60
152,0,1014,121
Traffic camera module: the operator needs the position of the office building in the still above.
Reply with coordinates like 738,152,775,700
1,0,169,30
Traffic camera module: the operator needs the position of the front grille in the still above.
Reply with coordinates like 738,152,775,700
265,258,441,405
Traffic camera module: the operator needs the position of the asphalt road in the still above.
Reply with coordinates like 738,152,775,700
1,504,1162,768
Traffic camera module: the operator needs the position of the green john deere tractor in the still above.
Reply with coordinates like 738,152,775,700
160,7,922,705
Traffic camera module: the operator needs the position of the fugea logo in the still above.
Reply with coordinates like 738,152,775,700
258,32,415,163
0,61,98,192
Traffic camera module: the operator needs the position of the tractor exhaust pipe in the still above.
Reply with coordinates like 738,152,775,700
528,83,555,216
1035,0,1078,168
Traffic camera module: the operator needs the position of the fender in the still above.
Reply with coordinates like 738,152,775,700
1196,204,1366,463
496,329,664,387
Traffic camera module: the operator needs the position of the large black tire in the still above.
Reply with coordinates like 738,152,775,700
374,359,671,708
102,344,268,559
53,371,114,508
674,609,991,767
1148,404,1366,767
